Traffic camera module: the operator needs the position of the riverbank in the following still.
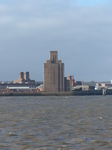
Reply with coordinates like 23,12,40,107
0,90,112,96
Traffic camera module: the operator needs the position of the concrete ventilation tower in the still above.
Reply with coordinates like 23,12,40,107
13,72,35,84
24,72,29,81
19,72,24,81
43,51,64,92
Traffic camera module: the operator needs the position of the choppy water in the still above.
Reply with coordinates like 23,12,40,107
0,96,112,150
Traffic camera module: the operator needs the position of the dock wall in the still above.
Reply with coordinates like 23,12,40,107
0,90,111,96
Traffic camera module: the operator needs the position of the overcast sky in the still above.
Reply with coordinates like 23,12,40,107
0,0,112,82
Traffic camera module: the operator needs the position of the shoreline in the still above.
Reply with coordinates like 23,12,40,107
0,90,112,96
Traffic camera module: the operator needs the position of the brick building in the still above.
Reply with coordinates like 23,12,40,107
13,72,35,84
43,51,64,92
64,76,73,91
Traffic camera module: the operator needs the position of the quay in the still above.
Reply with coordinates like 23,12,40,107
0,90,112,96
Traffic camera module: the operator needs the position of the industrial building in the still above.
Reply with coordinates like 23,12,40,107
13,72,35,84
43,51,75,92
6,86,40,93
43,51,65,92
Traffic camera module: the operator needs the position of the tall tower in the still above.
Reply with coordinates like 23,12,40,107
24,72,29,81
43,51,64,92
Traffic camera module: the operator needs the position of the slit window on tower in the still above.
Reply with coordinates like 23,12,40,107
53,55,54,62
54,68,55,85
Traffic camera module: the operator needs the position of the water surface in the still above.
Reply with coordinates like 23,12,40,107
0,96,112,150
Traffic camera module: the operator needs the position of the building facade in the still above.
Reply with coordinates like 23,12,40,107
64,76,72,91
43,51,64,92
13,72,35,84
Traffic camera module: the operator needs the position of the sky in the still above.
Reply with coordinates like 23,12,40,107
0,0,112,82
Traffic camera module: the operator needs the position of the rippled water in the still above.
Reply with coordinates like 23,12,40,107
0,96,112,150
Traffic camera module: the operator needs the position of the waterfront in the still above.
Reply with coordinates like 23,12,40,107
0,96,112,150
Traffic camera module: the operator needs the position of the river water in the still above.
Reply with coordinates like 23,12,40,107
0,96,112,150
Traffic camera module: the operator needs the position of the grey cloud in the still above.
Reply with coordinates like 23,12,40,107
0,1,112,81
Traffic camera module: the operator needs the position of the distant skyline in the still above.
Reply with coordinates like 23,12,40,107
0,0,112,82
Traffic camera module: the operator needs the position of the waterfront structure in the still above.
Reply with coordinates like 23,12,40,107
95,83,102,90
111,80,112,84
0,82,35,90
6,86,40,93
13,72,35,84
14,72,24,83
64,75,83,91
101,83,112,90
64,76,72,91
68,75,74,87
37,84,44,92
72,85,90,91
43,51,64,92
